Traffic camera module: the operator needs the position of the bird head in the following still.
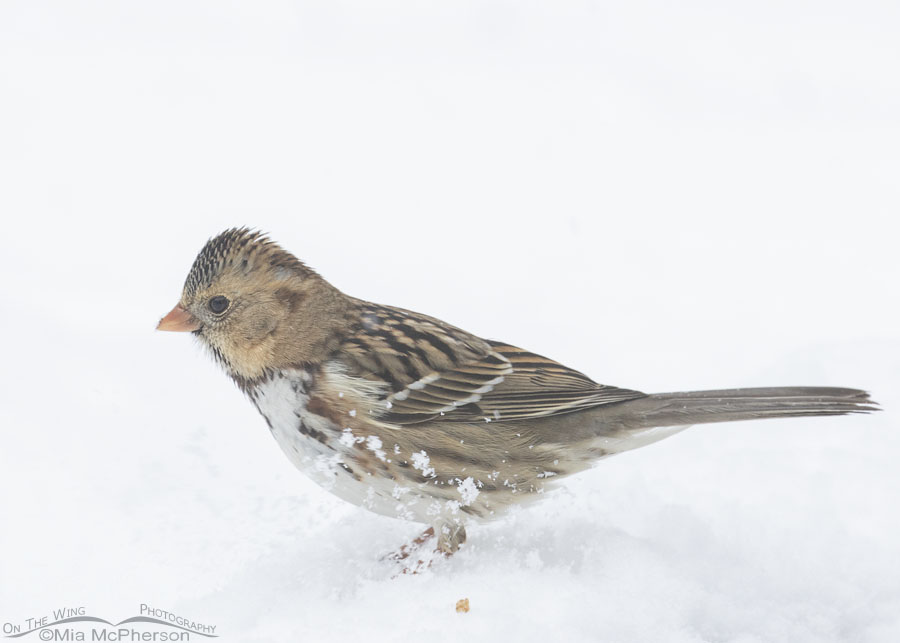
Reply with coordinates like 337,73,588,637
157,228,349,381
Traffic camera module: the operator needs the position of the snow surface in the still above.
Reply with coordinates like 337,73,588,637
1,2,899,641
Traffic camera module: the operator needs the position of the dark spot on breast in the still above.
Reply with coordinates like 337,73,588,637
339,462,362,481
354,455,377,476
297,420,328,444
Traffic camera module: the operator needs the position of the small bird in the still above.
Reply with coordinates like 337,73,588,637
158,228,877,560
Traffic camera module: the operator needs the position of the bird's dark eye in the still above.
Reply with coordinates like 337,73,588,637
208,296,230,314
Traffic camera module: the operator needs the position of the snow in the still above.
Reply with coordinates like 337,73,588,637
456,477,480,507
411,451,437,479
1,1,899,642
365,436,386,462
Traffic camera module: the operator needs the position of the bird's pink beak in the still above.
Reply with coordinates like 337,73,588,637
157,304,201,332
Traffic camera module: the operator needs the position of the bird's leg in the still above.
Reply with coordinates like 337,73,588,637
384,526,435,563
384,522,467,575
436,522,467,555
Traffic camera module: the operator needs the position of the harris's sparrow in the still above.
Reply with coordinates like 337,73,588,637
158,228,877,558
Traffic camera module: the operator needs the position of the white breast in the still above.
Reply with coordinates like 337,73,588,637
250,370,339,487
248,370,446,524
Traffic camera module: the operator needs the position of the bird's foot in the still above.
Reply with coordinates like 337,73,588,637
383,526,435,563
383,523,467,575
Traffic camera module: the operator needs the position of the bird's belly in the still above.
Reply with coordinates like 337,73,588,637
249,371,476,524
267,414,408,519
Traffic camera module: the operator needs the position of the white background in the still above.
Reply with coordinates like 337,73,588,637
1,2,898,641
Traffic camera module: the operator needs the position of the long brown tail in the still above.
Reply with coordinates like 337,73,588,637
601,387,879,432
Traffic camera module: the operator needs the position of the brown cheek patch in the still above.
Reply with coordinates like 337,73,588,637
274,287,307,313
242,315,279,345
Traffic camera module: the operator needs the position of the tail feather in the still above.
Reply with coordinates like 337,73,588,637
600,387,878,432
